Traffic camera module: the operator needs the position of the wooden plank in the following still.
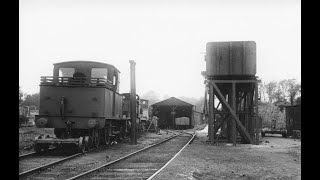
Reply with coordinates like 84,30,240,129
216,102,221,110
212,87,215,143
214,114,230,134
249,89,255,137
209,85,214,144
254,82,259,145
232,83,236,146
210,81,254,144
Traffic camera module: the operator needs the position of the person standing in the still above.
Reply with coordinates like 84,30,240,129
152,115,160,134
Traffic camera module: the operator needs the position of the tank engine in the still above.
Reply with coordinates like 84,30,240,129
34,61,139,152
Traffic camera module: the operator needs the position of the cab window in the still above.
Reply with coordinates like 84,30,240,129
113,76,116,85
91,68,108,79
59,68,75,77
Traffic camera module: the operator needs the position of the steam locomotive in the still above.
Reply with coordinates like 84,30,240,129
34,61,143,152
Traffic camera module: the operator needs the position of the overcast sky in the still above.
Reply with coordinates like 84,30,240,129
19,0,301,99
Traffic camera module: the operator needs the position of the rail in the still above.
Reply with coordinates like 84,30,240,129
19,151,36,159
19,147,56,160
19,146,101,178
66,130,196,180
147,131,196,180
19,152,83,178
40,76,113,88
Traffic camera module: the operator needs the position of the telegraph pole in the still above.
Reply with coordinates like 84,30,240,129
129,60,137,145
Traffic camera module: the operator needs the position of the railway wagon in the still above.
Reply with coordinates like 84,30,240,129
34,61,136,152
175,117,190,130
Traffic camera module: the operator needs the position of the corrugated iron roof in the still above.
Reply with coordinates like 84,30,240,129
151,97,194,107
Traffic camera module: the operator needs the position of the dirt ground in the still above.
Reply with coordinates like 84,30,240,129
154,125,301,180
19,125,301,179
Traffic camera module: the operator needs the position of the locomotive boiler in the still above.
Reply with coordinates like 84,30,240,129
34,61,140,152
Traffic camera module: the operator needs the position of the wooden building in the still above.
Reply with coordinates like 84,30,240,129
285,104,301,136
151,97,194,129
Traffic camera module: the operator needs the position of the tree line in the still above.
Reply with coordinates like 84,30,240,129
258,79,301,128
259,78,301,104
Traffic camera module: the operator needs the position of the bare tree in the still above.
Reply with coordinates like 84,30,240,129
265,81,277,103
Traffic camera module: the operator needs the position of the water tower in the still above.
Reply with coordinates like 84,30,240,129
203,41,261,145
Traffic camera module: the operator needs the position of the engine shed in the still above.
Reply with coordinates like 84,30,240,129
150,97,194,129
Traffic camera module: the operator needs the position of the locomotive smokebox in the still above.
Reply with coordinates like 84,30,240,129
205,41,256,78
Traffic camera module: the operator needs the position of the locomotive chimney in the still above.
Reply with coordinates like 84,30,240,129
129,60,137,145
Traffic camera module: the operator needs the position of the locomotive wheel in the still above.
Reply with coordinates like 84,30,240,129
103,128,110,145
78,137,85,153
101,129,106,145
84,136,89,151
105,124,112,146
94,129,100,148
105,129,111,146
88,130,94,150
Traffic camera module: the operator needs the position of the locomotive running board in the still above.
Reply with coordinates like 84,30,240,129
34,138,79,145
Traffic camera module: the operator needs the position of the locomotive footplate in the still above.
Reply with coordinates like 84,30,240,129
34,138,79,145
34,135,88,153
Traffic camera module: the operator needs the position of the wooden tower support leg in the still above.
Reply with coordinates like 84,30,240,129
209,84,214,145
232,82,237,146
255,82,260,145
212,87,215,143
248,88,255,138
244,92,248,130
227,92,232,143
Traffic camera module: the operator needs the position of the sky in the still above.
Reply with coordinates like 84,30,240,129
19,0,301,99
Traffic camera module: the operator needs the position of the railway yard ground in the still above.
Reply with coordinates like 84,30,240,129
19,125,301,180
19,125,55,154
154,126,301,180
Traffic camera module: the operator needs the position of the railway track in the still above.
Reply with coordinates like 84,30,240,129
19,151,37,159
19,146,105,179
19,128,199,180
66,130,195,180
19,147,56,160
